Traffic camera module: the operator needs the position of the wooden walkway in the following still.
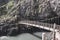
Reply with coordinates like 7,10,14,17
18,20,60,32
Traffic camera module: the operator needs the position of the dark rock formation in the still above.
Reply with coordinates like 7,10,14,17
0,21,51,36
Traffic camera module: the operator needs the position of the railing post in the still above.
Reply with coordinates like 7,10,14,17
53,23,56,40
42,33,46,40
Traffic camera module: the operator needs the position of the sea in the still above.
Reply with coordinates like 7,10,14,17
0,27,51,40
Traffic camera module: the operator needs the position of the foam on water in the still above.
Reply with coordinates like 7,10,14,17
0,36,9,40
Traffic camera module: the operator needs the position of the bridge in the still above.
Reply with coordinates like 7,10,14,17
18,20,60,32
18,20,60,40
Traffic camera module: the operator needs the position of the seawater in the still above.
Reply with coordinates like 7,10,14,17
0,32,42,40
0,26,51,40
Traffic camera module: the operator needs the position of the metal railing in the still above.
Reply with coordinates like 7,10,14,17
19,20,60,31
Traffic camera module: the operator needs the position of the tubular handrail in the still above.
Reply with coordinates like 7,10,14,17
20,20,60,31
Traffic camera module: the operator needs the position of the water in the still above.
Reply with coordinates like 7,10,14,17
0,32,42,40
0,26,51,40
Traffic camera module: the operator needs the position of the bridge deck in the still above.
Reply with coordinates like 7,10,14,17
18,20,60,32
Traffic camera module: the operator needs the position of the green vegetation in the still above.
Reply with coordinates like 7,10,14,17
0,0,14,21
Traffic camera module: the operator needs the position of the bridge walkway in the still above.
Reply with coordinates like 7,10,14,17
18,20,60,32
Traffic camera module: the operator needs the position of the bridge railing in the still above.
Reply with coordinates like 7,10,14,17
39,22,60,31
22,20,60,31
28,21,54,28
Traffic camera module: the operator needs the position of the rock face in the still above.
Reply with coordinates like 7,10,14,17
19,0,58,21
0,0,59,21
0,23,18,36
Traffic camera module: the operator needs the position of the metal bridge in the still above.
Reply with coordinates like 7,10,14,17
18,20,60,40
18,20,60,32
